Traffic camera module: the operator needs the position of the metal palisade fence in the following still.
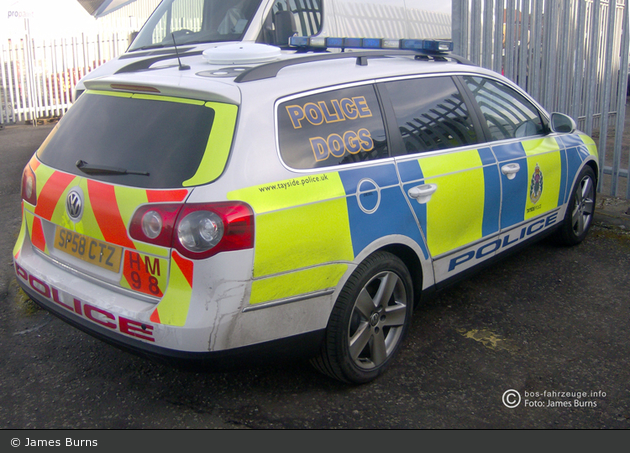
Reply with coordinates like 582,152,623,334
0,0,161,127
0,30,129,125
453,0,630,198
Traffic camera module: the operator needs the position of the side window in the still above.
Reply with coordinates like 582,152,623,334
151,0,205,43
260,0,323,46
382,77,478,154
130,0,264,49
463,76,545,141
278,85,389,169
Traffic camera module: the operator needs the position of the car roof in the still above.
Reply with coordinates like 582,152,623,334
82,44,505,105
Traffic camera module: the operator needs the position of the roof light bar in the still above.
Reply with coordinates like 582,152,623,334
400,39,453,52
288,37,453,53
308,36,327,47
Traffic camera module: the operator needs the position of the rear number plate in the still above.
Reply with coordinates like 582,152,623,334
54,227,123,273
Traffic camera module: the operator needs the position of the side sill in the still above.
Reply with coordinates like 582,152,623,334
243,289,335,312
431,223,562,296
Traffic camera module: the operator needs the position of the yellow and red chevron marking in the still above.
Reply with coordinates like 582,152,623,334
86,181,190,249
30,216,47,253
22,163,195,306
13,202,26,260
87,179,137,249
29,155,41,172
146,189,189,203
33,171,77,221
150,250,194,326
172,250,194,288
28,163,190,249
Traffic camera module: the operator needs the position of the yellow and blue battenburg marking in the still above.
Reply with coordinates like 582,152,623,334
228,162,429,305
492,138,562,229
396,134,596,259
228,172,353,304
228,134,596,305
339,163,429,260
556,134,598,204
491,135,598,230
418,149,485,256
398,147,498,258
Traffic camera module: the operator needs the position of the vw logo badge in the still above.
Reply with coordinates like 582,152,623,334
66,188,84,222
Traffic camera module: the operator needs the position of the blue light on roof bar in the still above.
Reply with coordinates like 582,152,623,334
400,39,425,50
400,39,453,52
362,38,381,48
287,36,453,54
326,37,343,47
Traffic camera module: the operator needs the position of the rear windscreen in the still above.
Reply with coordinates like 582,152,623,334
37,92,218,188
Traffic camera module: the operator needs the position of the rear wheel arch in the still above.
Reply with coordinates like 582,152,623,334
378,243,425,308
311,250,415,384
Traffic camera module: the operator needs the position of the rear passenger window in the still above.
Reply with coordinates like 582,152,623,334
278,85,389,169
463,76,545,141
382,76,478,154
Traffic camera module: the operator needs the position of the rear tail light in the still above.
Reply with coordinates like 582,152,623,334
142,210,165,239
129,202,254,259
21,164,37,206
130,204,181,248
177,210,224,252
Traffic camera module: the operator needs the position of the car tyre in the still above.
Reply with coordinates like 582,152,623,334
311,251,413,384
555,165,596,246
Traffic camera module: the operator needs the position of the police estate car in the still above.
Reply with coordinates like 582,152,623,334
14,38,597,384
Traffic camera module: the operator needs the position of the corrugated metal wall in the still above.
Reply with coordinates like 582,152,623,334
453,0,630,198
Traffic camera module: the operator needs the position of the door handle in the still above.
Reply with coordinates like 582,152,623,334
408,183,437,204
501,163,520,180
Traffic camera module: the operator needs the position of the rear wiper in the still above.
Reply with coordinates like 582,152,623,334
76,160,150,176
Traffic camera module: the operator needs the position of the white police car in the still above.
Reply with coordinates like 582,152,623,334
14,38,597,384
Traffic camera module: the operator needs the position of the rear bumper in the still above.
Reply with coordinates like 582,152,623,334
17,276,325,369
13,210,334,365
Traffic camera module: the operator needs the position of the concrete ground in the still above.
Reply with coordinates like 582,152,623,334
594,194,630,230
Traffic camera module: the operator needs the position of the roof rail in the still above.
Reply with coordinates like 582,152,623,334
114,50,203,74
234,50,473,83
119,46,196,60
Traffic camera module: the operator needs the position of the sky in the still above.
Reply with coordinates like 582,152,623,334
1,0,98,39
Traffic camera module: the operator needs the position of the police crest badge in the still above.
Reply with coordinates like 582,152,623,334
529,163,543,204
